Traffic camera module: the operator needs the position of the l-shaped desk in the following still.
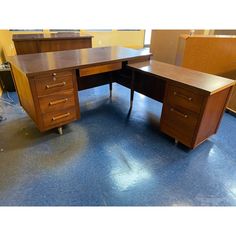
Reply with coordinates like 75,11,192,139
8,47,235,149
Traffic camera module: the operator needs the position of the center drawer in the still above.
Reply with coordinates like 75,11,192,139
34,71,74,96
166,85,203,113
38,90,76,114
79,62,122,77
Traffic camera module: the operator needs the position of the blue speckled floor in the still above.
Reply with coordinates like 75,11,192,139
0,83,236,206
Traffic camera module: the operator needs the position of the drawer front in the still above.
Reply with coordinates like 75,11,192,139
35,71,73,96
38,90,76,114
166,85,203,113
79,62,122,77
160,104,198,146
42,108,77,129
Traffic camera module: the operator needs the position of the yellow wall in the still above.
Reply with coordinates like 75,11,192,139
80,30,145,49
0,30,15,63
0,30,14,95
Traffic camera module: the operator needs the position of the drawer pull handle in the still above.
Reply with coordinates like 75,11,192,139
46,82,66,89
52,112,70,121
170,108,188,118
173,91,192,101
49,98,68,106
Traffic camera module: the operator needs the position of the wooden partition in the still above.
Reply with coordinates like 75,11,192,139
150,30,204,64
176,34,236,113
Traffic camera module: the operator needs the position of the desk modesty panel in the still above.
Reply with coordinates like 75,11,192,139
128,60,235,148
13,32,93,55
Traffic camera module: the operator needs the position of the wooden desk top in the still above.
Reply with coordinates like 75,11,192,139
128,60,235,94
12,32,93,41
8,47,151,76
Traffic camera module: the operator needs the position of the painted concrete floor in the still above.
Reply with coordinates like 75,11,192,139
0,83,236,206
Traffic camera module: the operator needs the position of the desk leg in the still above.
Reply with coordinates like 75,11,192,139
58,127,63,135
109,82,112,98
130,71,135,109
109,72,112,99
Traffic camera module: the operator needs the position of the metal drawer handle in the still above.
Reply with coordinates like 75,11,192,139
170,108,188,118
46,82,66,89
52,112,70,121
49,98,68,106
173,91,192,101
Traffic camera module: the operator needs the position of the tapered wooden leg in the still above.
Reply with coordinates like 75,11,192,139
109,82,112,98
109,72,113,99
130,71,135,109
58,127,63,135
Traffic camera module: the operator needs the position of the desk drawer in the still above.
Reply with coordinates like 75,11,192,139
35,71,73,96
161,104,198,146
42,108,77,129
38,90,76,114
166,85,203,113
79,62,122,77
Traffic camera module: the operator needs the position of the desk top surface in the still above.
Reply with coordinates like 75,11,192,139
128,60,235,94
12,32,93,41
8,47,151,76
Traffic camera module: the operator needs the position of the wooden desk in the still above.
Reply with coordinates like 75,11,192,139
8,47,234,149
13,32,93,55
8,47,151,134
128,60,235,148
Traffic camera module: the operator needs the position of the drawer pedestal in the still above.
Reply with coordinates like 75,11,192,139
160,82,232,148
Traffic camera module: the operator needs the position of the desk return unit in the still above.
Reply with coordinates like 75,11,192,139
8,47,235,149
128,60,235,148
